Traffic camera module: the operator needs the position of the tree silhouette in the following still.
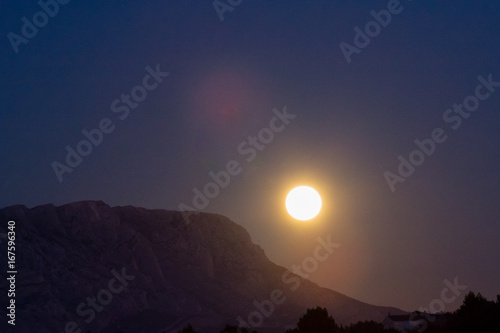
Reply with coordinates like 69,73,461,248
286,307,339,333
346,320,385,333
451,291,500,333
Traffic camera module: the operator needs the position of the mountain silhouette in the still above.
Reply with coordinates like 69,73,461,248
0,201,405,333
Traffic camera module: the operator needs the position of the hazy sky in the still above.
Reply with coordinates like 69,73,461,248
1,0,500,312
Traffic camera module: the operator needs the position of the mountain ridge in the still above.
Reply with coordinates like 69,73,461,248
0,200,405,333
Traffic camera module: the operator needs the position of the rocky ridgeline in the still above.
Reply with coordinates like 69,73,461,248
0,201,403,333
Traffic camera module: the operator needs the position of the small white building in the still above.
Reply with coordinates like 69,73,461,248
383,313,427,332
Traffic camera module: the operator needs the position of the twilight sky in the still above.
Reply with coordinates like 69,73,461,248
1,0,500,312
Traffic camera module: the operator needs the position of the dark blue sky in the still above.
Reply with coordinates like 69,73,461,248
1,0,500,312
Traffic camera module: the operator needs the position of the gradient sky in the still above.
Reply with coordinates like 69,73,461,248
1,0,500,312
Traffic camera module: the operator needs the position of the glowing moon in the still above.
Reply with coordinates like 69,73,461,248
286,186,322,220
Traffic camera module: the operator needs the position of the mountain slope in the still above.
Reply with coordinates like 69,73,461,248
0,201,404,333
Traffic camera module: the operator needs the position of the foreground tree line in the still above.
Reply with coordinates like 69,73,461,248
107,291,499,333
176,291,500,333
177,307,397,333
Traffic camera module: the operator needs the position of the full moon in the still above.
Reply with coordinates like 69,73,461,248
286,186,322,221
